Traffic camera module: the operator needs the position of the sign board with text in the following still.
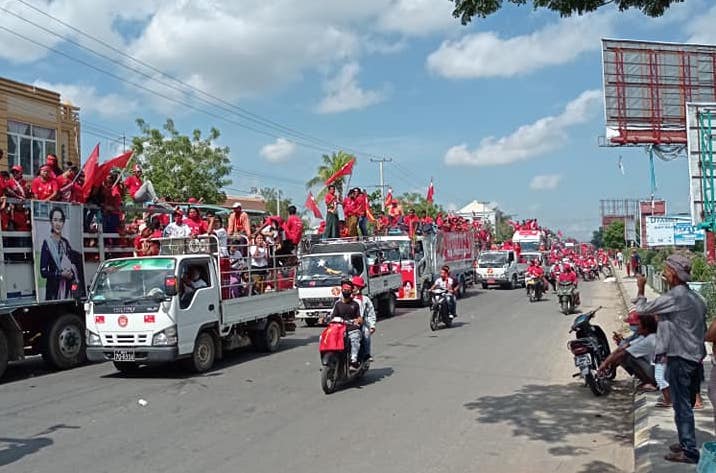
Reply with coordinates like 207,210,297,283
645,215,704,247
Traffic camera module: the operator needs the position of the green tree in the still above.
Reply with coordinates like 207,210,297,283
368,189,383,216
451,0,679,24
495,210,514,243
305,151,355,200
259,187,295,218
591,228,604,248
397,192,444,217
603,221,626,250
131,118,232,203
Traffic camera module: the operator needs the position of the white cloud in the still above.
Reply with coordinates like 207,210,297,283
529,174,562,190
378,0,455,36
426,13,613,79
316,62,387,114
444,89,602,166
259,138,297,163
33,80,138,119
685,5,716,44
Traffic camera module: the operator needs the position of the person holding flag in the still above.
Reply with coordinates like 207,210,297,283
323,184,340,239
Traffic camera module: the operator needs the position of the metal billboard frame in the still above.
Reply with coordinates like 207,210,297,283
686,102,716,228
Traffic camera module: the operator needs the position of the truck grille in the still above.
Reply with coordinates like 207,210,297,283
303,297,337,309
102,333,150,346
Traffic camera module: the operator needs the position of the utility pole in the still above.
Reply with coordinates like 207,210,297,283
276,189,281,218
370,157,392,211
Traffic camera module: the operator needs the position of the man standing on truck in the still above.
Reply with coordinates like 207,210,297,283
430,265,457,318
323,185,340,239
328,280,363,370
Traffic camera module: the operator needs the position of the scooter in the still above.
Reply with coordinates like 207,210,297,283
429,288,453,331
319,318,370,394
557,281,579,314
526,276,543,302
566,306,614,396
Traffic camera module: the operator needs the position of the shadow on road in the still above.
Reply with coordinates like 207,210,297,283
463,379,632,450
0,356,55,386
356,366,394,388
574,460,629,473
0,436,53,467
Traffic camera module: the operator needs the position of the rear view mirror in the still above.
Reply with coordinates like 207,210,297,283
164,276,178,297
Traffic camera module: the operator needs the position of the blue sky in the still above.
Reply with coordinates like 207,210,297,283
1,0,714,239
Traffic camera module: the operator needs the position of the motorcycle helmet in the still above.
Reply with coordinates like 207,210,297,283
351,275,366,289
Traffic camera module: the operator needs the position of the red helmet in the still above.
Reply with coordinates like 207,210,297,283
351,275,366,289
11,164,23,173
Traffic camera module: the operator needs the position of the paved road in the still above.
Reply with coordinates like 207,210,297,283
0,279,632,473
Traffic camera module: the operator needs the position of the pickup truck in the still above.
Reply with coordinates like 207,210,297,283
474,250,526,289
85,236,299,373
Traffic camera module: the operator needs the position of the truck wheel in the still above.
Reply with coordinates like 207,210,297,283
0,329,8,379
458,276,466,298
113,361,141,374
387,293,396,317
256,319,282,353
481,283,488,290
380,293,396,318
420,285,431,307
184,331,216,373
41,314,86,370
510,275,517,290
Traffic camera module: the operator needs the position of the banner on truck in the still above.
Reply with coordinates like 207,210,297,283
32,202,86,302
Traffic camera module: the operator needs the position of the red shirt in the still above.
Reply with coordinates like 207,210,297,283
12,206,30,231
353,194,367,216
325,192,338,213
558,271,578,285
31,176,58,200
124,175,142,198
102,184,123,213
6,177,27,199
186,217,208,236
283,215,303,244
342,197,355,217
0,209,9,230
527,265,544,277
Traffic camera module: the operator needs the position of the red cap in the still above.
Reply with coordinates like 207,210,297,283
188,197,198,204
11,165,23,173
351,276,366,289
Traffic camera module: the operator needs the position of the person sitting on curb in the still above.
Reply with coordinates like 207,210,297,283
597,313,658,390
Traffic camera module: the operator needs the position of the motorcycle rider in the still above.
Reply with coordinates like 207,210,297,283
558,263,580,306
328,280,363,370
430,265,457,318
526,259,546,294
351,275,376,362
549,259,562,293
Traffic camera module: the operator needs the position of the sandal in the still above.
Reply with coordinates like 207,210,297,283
664,451,698,464
637,383,658,393
655,400,672,408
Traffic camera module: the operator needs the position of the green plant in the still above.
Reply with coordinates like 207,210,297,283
691,255,715,282
699,283,716,325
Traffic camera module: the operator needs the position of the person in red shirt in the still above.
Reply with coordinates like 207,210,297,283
354,188,369,237
100,172,124,233
6,165,28,200
343,188,358,237
55,166,78,202
185,207,207,236
323,185,339,239
45,154,62,178
558,263,579,286
404,208,419,235
280,205,303,256
124,164,159,204
31,166,59,201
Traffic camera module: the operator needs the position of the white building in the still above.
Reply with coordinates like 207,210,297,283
457,200,497,228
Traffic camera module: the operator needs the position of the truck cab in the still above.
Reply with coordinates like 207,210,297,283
85,236,299,373
296,239,401,326
475,250,524,289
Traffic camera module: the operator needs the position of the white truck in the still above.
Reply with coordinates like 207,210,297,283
512,229,546,253
475,249,526,289
85,236,299,373
296,239,402,326
0,200,138,379
378,228,476,306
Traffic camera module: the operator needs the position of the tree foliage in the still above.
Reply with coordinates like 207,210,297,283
591,228,604,248
495,210,514,243
259,187,295,218
451,0,680,24
131,118,232,204
305,151,355,200
397,192,444,216
603,221,626,250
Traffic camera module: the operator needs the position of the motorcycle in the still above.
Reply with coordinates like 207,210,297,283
557,281,579,315
429,287,453,331
599,262,613,278
319,318,370,394
525,276,543,302
566,306,614,396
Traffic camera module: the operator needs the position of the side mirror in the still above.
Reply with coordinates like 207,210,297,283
70,282,80,300
164,276,178,297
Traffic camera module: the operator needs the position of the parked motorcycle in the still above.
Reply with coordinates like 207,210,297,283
525,276,543,302
429,287,453,331
319,318,370,394
557,281,579,315
566,306,614,396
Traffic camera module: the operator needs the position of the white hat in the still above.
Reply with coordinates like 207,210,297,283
232,202,242,209
138,223,147,232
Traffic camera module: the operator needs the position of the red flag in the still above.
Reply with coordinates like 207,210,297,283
426,180,434,203
95,150,133,187
384,187,393,206
557,230,564,238
80,144,100,201
305,191,323,219
324,157,355,186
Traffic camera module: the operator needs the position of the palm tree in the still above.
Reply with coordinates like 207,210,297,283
306,151,355,200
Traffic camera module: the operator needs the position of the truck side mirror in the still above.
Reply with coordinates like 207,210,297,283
164,276,178,297
70,282,80,300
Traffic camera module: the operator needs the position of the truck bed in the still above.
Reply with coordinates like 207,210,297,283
220,289,299,326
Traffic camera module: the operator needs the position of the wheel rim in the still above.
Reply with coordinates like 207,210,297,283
268,323,280,347
197,338,212,366
58,325,82,358
430,311,438,331
422,288,430,305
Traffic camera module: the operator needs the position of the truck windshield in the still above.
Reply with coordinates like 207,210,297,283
517,241,541,252
297,254,360,287
478,253,507,268
91,258,176,303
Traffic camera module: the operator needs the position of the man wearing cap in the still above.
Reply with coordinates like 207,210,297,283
227,202,251,237
123,164,158,204
6,165,28,200
163,209,192,238
328,279,363,370
352,276,375,361
635,254,706,464
31,165,59,201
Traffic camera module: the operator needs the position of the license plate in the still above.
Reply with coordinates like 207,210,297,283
574,354,590,368
113,349,135,362
487,279,496,284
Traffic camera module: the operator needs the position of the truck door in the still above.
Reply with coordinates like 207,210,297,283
176,259,219,355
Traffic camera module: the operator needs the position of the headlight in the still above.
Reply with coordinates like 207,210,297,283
152,325,178,346
86,330,101,346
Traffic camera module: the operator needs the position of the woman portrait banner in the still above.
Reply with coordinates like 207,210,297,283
32,202,86,302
